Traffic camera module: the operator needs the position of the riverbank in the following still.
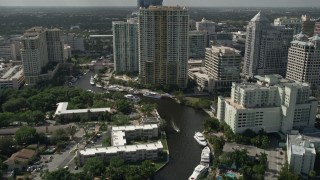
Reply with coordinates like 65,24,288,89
155,133,169,172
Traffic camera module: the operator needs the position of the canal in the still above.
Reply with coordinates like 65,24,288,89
73,71,209,180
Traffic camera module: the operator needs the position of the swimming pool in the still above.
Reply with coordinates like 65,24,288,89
216,172,237,180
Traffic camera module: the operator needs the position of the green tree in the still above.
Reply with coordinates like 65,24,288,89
231,149,249,170
15,126,38,145
140,160,156,178
0,136,16,156
204,117,220,132
83,157,105,177
43,169,76,180
261,135,270,149
278,161,300,180
115,99,131,114
309,170,316,179
2,97,28,112
66,126,77,139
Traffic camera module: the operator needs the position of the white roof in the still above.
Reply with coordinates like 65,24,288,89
111,131,126,146
112,124,158,132
79,141,163,156
54,102,111,116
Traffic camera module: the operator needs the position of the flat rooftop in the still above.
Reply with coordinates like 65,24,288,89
54,102,111,116
79,141,163,156
0,65,23,82
112,124,158,132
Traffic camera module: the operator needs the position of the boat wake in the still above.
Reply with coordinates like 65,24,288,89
171,120,180,133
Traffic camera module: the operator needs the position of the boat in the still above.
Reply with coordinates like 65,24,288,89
194,132,207,146
188,164,209,180
124,94,141,102
96,83,102,88
90,76,95,85
200,146,210,164
143,92,162,99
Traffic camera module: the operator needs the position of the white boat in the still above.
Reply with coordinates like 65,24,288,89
143,92,162,99
194,132,207,146
90,76,95,85
124,94,141,102
96,83,102,88
201,146,210,164
188,164,209,180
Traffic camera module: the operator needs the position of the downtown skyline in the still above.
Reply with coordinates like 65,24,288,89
0,0,320,7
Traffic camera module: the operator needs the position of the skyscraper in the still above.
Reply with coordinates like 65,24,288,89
205,46,242,90
302,15,316,37
243,11,294,78
274,16,302,35
21,27,48,85
286,33,320,87
196,18,216,47
137,0,163,8
138,6,189,88
189,31,206,58
113,18,139,73
314,19,320,35
46,29,64,63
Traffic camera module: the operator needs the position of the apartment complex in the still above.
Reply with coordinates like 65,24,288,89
217,75,317,134
137,0,163,8
243,12,294,78
189,31,207,58
46,29,64,63
286,34,320,87
21,27,49,85
274,16,302,35
205,46,241,90
113,18,139,73
287,132,320,175
54,102,111,120
78,141,163,164
138,6,189,88
0,65,25,89
111,124,159,146
78,124,162,164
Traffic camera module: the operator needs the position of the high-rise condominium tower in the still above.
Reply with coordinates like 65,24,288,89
138,6,189,88
302,15,315,37
286,33,320,87
243,11,294,78
205,46,242,90
21,27,49,85
196,18,216,47
137,0,163,8
46,29,64,63
113,18,139,73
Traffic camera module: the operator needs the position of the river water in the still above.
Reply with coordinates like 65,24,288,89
73,71,209,180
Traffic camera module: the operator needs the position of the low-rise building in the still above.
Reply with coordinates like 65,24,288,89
54,102,111,120
217,75,317,134
287,132,320,175
4,148,37,171
112,124,158,143
78,141,163,164
0,65,25,89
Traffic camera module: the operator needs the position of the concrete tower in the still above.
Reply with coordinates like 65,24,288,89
138,6,189,88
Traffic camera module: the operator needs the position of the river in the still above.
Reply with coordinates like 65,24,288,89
73,71,209,180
